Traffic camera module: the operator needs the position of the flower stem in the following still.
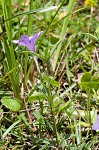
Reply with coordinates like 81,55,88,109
34,56,40,74
87,91,91,126
50,102,59,148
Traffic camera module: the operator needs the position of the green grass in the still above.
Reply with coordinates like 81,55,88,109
0,0,99,149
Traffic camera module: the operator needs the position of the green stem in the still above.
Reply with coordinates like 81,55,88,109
50,102,59,148
88,6,93,42
53,0,74,71
39,100,44,139
87,91,91,126
33,56,44,139
24,0,35,87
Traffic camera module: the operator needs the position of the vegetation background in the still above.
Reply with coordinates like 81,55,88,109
0,0,99,149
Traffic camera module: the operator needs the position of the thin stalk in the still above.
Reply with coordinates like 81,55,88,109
50,102,59,148
17,0,21,61
43,0,46,26
34,56,40,74
27,0,35,36
38,0,65,46
24,0,35,87
47,83,59,148
39,100,44,139
45,80,59,147
53,0,74,71
87,91,91,126
34,57,44,138
32,54,44,138
88,6,94,42
65,57,73,97
26,0,44,134
26,0,44,136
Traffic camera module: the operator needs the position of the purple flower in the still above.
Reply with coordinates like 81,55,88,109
92,115,99,130
12,31,43,51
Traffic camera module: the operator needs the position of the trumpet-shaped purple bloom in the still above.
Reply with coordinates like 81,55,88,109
92,115,99,130
12,31,42,51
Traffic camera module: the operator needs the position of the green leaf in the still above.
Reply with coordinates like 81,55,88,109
58,99,72,113
47,95,54,103
50,40,61,58
33,111,44,123
80,82,99,90
19,113,29,126
50,79,59,87
1,97,21,112
3,119,21,138
81,72,91,82
84,33,98,41
50,33,59,44
95,26,99,39
53,99,63,108
80,72,99,91
28,91,46,102
85,43,95,52
92,75,99,82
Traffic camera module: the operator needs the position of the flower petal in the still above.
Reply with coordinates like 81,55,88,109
12,31,43,51
18,35,34,51
18,35,30,49
29,31,43,51
29,31,43,42
92,122,99,130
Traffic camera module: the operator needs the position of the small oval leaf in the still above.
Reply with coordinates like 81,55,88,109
1,97,21,112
